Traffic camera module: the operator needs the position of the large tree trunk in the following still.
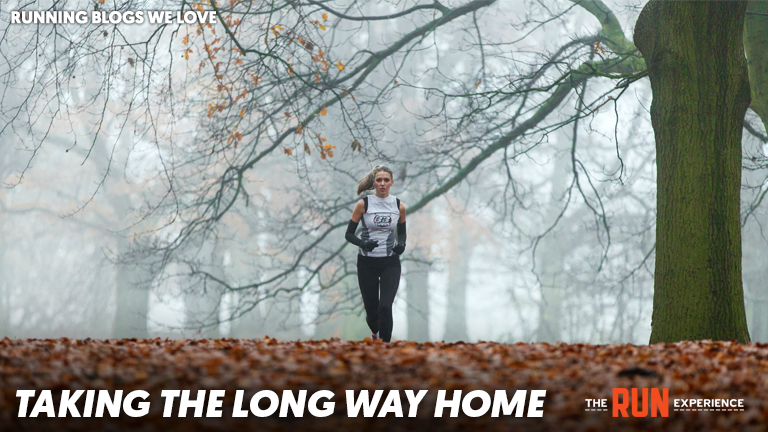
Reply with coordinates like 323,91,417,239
634,1,751,343
406,246,431,342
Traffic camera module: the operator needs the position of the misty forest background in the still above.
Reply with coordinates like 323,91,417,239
0,0,767,345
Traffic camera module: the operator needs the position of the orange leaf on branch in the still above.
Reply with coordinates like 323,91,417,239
322,144,335,158
271,24,285,36
594,41,605,54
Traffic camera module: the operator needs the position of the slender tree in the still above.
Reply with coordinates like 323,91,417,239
405,246,431,343
444,227,471,342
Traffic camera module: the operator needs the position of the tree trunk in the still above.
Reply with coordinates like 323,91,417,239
744,272,768,342
536,239,565,343
230,294,264,338
0,228,8,337
535,129,572,343
634,1,751,343
228,245,265,339
444,228,470,342
113,236,151,338
312,279,371,341
260,272,304,340
184,241,223,339
406,246,431,342
184,291,222,338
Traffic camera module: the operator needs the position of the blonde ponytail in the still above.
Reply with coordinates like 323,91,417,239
356,165,394,195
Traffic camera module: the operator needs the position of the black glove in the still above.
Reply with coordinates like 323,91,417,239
360,239,379,252
393,221,406,255
346,220,378,252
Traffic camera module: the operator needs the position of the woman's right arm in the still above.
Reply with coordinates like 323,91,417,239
350,199,365,223
346,200,377,251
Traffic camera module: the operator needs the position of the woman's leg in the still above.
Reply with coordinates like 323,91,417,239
357,264,382,335
377,264,401,342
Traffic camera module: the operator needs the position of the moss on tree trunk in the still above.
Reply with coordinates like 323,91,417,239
634,1,751,343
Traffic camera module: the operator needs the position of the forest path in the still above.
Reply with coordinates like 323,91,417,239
1,337,765,431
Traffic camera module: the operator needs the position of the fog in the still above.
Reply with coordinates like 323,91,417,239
1,0,766,344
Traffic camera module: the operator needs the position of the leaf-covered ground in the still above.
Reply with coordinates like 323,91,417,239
2,337,768,431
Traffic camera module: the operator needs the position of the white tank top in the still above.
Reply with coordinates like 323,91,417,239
359,195,399,257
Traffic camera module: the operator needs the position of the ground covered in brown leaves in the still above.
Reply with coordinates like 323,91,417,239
2,337,768,431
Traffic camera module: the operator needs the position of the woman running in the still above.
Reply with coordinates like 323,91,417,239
344,165,406,342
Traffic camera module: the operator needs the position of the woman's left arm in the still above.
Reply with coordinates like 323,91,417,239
394,203,407,255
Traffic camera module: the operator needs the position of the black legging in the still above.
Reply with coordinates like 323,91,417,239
357,255,401,342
